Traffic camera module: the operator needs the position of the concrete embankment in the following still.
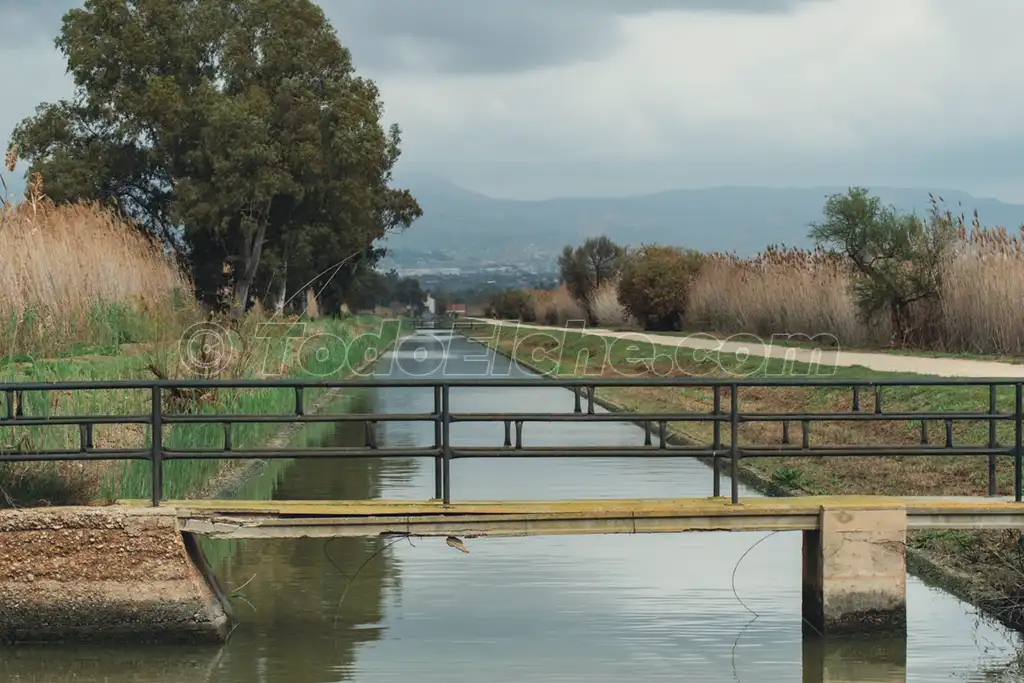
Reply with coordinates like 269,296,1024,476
0,506,232,644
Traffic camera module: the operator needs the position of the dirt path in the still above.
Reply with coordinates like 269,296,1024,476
473,320,1024,378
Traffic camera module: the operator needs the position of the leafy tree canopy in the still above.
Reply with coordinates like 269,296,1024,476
10,0,421,311
617,244,704,331
557,235,624,321
809,187,957,345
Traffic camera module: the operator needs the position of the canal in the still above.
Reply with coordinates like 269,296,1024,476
3,331,1024,682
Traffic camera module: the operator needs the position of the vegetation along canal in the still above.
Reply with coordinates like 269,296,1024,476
4,331,1023,683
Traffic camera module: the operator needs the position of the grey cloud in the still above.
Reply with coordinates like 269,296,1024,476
323,0,831,74
0,1,77,47
1,1,826,71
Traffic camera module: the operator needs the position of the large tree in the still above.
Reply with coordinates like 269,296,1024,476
9,0,421,311
557,235,625,322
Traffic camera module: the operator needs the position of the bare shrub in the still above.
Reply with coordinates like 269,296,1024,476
590,280,632,327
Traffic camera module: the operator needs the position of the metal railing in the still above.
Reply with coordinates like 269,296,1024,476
0,377,1021,506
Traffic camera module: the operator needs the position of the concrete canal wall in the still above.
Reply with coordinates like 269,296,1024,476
0,506,232,644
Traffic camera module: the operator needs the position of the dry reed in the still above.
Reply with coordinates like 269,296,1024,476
590,280,632,328
686,245,886,347
685,226,1024,355
532,284,585,325
0,169,190,358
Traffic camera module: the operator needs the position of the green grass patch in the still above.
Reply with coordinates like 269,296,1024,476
468,322,1022,498
0,315,411,508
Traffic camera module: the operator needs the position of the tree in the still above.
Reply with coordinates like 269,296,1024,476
9,0,421,313
488,289,536,322
809,188,957,346
617,245,704,331
557,236,625,321
394,278,426,314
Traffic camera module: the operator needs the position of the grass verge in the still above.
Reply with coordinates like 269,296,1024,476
0,314,410,507
465,321,1024,633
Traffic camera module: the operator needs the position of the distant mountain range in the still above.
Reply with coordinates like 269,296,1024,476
381,176,1024,267
10,166,1024,268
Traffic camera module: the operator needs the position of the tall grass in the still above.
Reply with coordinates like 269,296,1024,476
532,284,586,325
0,163,409,507
0,312,407,506
105,317,407,501
687,246,885,347
0,171,189,359
590,280,632,328
685,227,1024,355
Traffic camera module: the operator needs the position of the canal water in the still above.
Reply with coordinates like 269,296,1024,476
3,331,1024,682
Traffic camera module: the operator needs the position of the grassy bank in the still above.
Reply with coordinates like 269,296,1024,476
0,314,408,507
1,169,409,506
465,321,1024,632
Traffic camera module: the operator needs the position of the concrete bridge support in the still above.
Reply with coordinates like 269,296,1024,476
0,506,233,644
802,506,907,636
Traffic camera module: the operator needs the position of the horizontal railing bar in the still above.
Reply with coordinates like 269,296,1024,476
739,446,1012,457
449,413,726,423
161,447,442,459
449,411,1015,423
0,411,1013,427
0,445,1012,462
0,416,153,426
2,377,1024,391
162,413,437,424
449,446,1011,458
738,411,1015,422
0,450,151,462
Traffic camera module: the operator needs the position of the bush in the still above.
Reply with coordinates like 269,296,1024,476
590,280,632,327
618,245,704,331
558,236,625,321
488,289,537,322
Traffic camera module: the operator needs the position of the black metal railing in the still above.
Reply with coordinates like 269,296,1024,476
0,377,1022,506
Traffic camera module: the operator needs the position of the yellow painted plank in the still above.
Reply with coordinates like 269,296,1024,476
116,495,1024,520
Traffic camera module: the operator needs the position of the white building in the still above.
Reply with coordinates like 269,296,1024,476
424,293,436,315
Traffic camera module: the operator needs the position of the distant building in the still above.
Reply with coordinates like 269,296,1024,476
424,293,436,315
448,303,467,317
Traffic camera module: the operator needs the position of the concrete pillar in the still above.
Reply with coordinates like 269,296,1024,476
802,506,907,636
802,635,906,683
0,507,233,644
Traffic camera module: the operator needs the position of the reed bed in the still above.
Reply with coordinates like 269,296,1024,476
686,245,886,348
686,227,1024,355
0,163,407,507
531,283,585,325
590,280,633,328
0,171,189,359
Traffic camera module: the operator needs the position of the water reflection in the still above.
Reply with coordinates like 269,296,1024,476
802,637,907,683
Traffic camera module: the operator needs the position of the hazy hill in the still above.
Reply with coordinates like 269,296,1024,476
10,168,1024,267
382,176,1024,265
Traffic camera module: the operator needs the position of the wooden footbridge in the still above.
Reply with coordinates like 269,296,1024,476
5,374,1024,637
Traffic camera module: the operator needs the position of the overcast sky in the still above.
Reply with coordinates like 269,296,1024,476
2,0,1023,201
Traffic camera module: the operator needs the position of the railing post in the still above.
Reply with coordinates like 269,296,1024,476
712,386,722,498
1016,383,1022,503
442,384,452,505
433,385,443,500
730,384,740,505
989,384,998,497
151,386,163,507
